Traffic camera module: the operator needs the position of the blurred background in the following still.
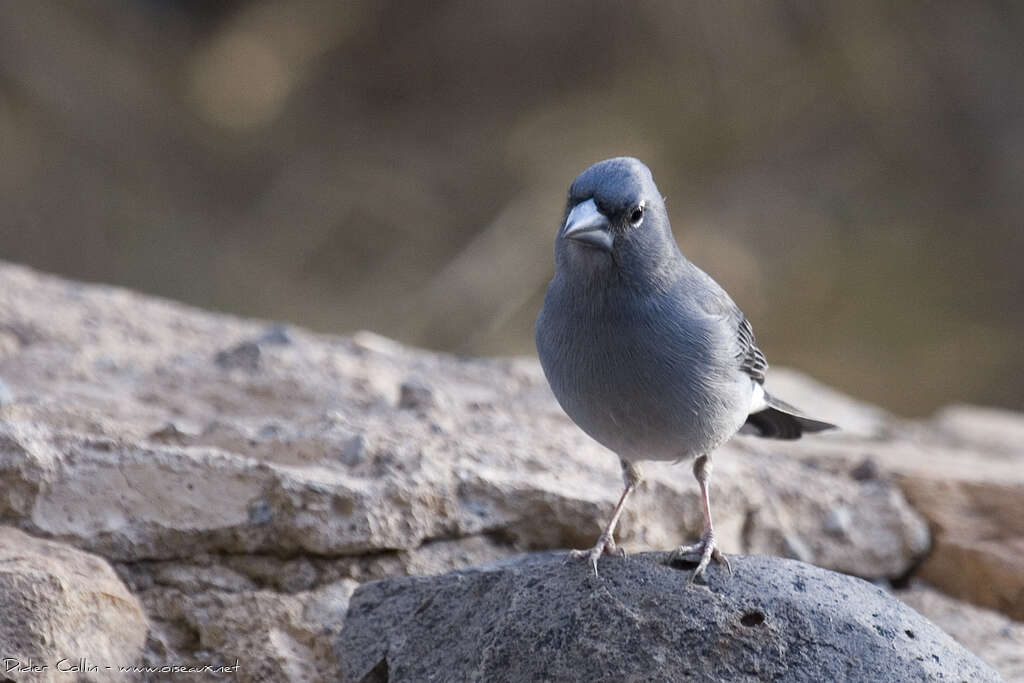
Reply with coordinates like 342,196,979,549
0,0,1021,416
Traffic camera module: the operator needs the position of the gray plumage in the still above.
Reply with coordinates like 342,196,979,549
535,157,835,580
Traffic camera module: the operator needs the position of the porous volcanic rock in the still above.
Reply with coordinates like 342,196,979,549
338,552,999,683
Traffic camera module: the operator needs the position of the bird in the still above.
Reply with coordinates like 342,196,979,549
535,157,836,582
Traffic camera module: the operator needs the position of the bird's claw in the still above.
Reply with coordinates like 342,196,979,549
670,531,731,583
566,532,626,577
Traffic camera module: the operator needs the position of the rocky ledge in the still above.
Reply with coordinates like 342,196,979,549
0,261,1022,681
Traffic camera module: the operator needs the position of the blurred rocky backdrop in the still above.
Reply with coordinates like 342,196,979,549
1,0,1021,416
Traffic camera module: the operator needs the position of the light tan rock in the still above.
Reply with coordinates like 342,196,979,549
933,404,1024,458
0,526,147,683
917,532,1024,620
761,399,1024,620
0,262,928,580
7,259,1004,674
911,407,1024,620
136,580,357,683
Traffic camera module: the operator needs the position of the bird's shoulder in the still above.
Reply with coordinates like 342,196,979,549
675,264,768,384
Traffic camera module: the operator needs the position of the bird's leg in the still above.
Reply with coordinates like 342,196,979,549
569,460,642,576
671,454,732,582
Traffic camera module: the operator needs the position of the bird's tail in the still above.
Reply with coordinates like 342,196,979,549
742,392,837,440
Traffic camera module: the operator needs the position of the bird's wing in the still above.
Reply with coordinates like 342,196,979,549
689,269,768,385
735,314,768,385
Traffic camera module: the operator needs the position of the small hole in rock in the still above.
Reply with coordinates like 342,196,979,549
359,657,389,683
741,610,766,627
667,555,699,571
905,629,915,639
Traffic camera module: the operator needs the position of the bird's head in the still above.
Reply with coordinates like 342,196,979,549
554,157,680,287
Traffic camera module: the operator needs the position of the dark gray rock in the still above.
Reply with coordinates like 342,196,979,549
257,323,293,346
214,340,261,370
337,553,1000,683
397,379,436,411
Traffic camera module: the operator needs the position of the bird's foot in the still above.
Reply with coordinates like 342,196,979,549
669,530,731,583
566,532,626,577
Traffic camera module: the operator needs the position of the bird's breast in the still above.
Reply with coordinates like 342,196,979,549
536,284,748,461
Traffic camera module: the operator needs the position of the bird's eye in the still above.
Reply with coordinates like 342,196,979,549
629,205,644,226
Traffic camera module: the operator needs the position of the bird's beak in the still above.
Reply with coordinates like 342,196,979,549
562,199,613,251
